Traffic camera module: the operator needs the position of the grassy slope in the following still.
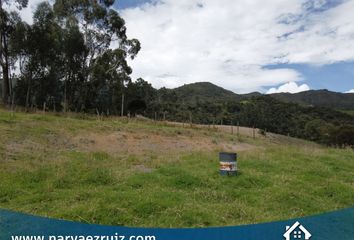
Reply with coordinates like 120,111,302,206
342,110,354,117
0,109,353,227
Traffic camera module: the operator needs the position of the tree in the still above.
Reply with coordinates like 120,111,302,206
61,20,87,112
14,2,64,110
0,0,28,104
126,78,156,115
52,0,140,114
329,125,354,147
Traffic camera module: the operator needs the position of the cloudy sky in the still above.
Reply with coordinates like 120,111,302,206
18,0,354,94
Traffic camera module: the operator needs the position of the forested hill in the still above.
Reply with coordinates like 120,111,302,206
159,82,354,110
168,82,243,103
151,82,354,147
270,90,354,110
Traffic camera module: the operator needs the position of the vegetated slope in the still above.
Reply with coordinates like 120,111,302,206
157,82,242,104
175,82,241,100
156,82,354,110
151,83,354,147
0,109,354,228
343,110,354,117
270,90,354,110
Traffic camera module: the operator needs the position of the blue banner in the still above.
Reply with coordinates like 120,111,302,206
1,207,353,240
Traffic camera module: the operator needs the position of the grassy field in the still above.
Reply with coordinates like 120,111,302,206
0,109,353,227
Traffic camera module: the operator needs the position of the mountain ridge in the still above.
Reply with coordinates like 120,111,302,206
163,82,354,110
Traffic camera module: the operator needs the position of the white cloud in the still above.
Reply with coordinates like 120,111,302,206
345,89,354,93
266,82,310,94
120,0,354,93
17,0,354,93
280,0,354,65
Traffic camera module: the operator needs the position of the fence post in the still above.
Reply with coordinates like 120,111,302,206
43,102,46,114
189,112,192,127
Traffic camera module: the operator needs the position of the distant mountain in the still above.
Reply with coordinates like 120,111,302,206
241,92,263,98
160,82,354,110
269,90,354,110
158,82,242,103
176,82,241,100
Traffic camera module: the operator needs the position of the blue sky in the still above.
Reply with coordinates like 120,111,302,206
114,0,354,93
114,0,152,9
19,0,354,94
265,62,354,93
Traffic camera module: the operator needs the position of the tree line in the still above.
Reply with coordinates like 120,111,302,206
147,92,354,148
1,0,143,115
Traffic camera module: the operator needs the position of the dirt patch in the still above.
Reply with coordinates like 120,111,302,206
2,131,75,162
132,164,154,173
72,131,255,155
5,140,43,156
2,140,45,164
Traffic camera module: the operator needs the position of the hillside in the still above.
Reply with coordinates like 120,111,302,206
270,90,354,110
176,82,241,100
151,83,354,147
0,109,354,227
158,82,354,110
157,82,242,104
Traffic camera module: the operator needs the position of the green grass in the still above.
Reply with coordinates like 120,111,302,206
342,110,354,117
0,109,353,227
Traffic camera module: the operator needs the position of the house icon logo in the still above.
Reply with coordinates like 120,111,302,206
283,221,312,240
